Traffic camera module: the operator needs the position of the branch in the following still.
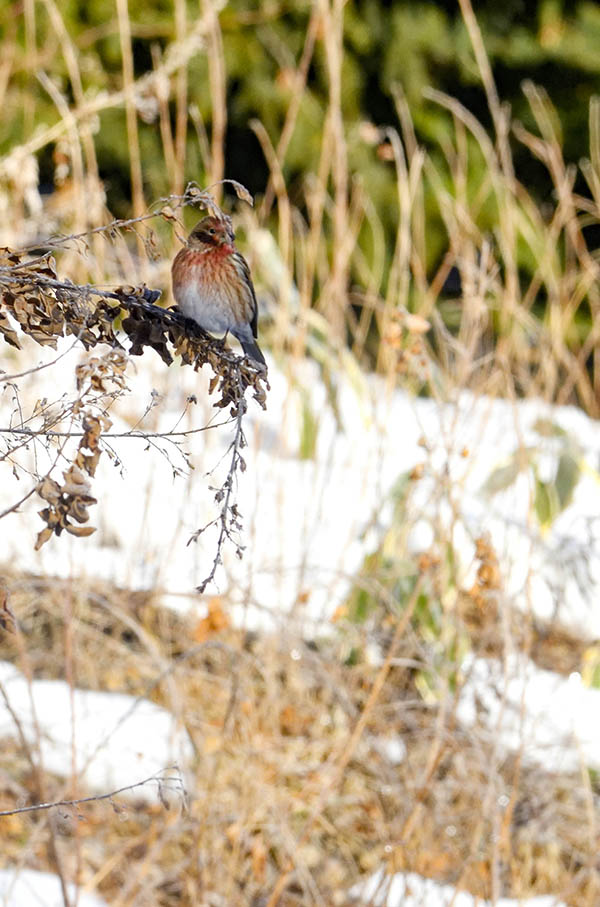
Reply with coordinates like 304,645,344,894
189,388,248,592
19,179,252,253
0,260,268,411
0,766,186,817
0,421,233,440
0,188,268,585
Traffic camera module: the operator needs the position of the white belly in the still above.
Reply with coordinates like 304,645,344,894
176,278,232,335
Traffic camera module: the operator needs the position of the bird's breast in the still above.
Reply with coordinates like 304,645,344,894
172,249,246,334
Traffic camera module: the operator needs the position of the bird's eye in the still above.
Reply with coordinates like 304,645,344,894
208,227,215,235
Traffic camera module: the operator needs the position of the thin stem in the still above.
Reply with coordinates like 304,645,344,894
0,768,184,817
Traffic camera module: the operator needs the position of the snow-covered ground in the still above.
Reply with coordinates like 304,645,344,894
0,868,106,907
352,870,566,907
457,653,600,774
2,341,600,638
2,339,600,906
0,661,192,802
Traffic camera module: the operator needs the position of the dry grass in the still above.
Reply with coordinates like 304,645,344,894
0,1,599,905
0,568,596,906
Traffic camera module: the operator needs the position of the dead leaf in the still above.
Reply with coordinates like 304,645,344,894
193,598,230,642
65,525,96,537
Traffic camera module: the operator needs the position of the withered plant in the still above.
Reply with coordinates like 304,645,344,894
0,182,269,591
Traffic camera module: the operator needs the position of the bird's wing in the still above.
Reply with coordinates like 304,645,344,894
233,252,259,338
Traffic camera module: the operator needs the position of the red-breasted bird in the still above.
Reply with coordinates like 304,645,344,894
171,215,266,368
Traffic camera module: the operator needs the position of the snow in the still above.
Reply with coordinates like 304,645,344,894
352,869,566,907
1,338,596,907
457,653,600,774
0,868,106,907
1,344,431,631
0,661,192,802
2,341,600,747
2,341,600,638
372,735,407,765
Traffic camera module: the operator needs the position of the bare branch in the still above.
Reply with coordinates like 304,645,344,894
0,766,186,817
0,422,232,440
0,261,268,409
0,484,38,520
0,186,267,585
189,390,248,592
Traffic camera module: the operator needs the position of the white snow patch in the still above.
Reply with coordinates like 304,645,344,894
372,736,406,765
457,654,600,773
352,869,566,906
0,867,106,907
2,340,600,638
0,661,192,801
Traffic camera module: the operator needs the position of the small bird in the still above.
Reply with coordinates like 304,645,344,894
171,215,266,368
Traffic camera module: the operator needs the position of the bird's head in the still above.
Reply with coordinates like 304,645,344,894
186,215,235,251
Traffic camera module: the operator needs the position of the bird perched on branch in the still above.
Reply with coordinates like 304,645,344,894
171,215,266,368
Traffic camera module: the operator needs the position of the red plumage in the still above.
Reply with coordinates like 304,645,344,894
171,215,266,368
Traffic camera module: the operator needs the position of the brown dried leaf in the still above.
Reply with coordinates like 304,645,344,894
34,527,54,550
29,331,58,348
68,498,91,524
0,312,21,349
62,465,91,496
37,477,62,505
38,507,60,528
227,179,254,206
65,525,96,537
193,598,230,642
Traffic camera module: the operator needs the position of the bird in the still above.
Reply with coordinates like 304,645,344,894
171,215,267,368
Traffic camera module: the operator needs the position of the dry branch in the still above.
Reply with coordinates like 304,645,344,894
0,230,269,583
0,249,268,410
0,766,186,817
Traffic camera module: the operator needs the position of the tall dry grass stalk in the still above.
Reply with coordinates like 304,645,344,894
4,0,598,413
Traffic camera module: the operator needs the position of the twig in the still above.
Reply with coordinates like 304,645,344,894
0,767,185,817
18,178,252,254
0,189,267,583
189,389,247,592
0,422,233,439
0,338,80,382
0,484,38,519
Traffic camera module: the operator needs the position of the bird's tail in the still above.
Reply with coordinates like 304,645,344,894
240,338,267,369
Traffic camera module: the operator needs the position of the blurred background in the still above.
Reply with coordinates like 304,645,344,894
0,1,600,905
